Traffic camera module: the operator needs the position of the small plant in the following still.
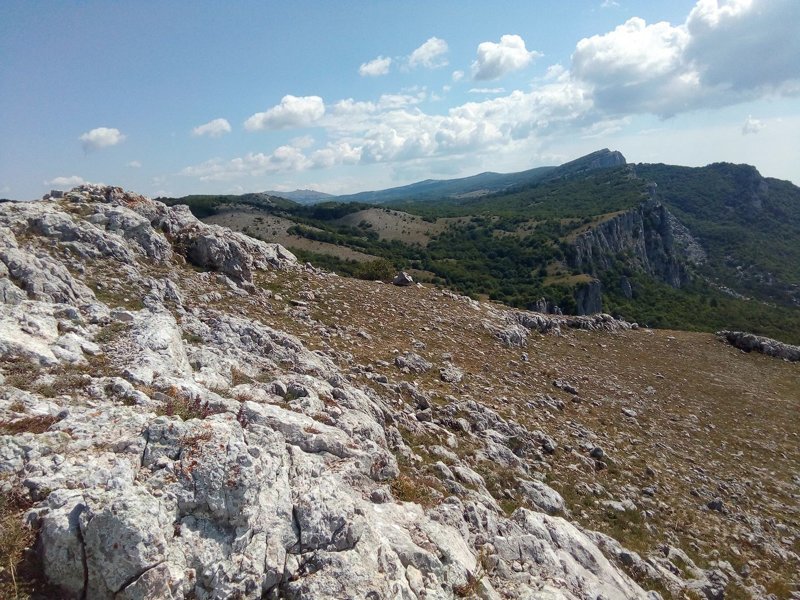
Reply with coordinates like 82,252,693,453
389,472,444,507
157,388,218,421
230,368,254,387
453,546,492,597
95,322,130,344
353,259,395,282
0,414,60,436
236,404,249,428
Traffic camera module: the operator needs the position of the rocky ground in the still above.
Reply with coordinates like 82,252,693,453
0,185,797,599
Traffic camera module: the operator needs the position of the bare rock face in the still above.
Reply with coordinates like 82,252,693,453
0,185,659,599
718,330,800,361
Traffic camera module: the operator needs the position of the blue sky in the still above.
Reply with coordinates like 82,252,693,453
1,0,799,199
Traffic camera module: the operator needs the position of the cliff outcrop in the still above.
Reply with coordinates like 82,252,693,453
570,191,706,290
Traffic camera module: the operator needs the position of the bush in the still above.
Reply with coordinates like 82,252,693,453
353,259,396,281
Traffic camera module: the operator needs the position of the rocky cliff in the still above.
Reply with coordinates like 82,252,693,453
570,189,706,292
0,186,793,599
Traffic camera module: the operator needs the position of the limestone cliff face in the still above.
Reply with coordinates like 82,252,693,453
570,192,705,290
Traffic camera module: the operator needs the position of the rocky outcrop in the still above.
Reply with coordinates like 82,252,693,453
485,307,638,347
546,148,627,181
574,279,603,315
0,185,663,599
570,193,705,289
718,330,800,361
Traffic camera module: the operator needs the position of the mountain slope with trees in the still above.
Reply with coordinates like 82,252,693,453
161,151,800,343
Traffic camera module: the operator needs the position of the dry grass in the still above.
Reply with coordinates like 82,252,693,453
0,415,59,436
232,267,799,596
0,484,58,599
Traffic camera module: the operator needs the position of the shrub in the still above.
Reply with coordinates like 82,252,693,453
353,258,396,281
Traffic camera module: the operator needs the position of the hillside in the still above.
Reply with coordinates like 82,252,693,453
265,189,335,204
162,150,800,344
0,184,797,599
332,166,556,204
636,162,800,307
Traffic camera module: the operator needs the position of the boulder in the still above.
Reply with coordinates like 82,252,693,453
392,271,414,286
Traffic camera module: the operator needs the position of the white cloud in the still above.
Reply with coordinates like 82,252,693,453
685,0,800,92
571,17,694,116
79,127,126,151
570,0,800,117
377,92,426,109
359,56,392,77
469,87,506,94
452,70,464,82
181,1,800,187
244,95,325,131
742,115,763,135
409,37,449,69
601,0,620,7
127,160,142,168
46,175,87,187
544,64,568,81
192,118,232,138
290,135,315,149
472,34,541,80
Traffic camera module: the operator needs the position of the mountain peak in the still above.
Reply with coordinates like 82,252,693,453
548,149,626,179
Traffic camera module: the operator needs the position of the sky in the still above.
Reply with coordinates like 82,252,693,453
1,0,799,200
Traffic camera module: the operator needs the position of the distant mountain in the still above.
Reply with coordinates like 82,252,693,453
156,192,298,218
544,148,626,181
333,166,557,204
265,189,334,204
332,148,625,204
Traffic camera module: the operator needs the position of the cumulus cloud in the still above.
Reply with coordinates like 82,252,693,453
472,34,541,80
570,0,800,117
409,37,449,69
685,0,800,92
359,56,392,77
192,118,232,138
452,70,464,82
181,141,362,182
245,95,325,131
79,127,125,151
571,17,695,116
127,160,142,168
742,115,763,135
46,175,87,187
